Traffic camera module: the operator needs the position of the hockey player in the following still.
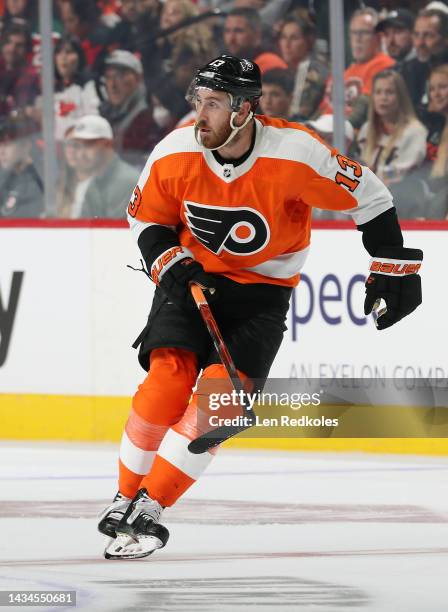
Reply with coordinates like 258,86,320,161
98,55,423,559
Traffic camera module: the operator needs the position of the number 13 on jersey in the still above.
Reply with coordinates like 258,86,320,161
335,154,362,193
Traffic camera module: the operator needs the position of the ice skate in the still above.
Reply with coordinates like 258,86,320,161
98,491,131,540
104,488,169,560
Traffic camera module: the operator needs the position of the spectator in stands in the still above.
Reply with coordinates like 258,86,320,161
413,8,448,66
222,7,287,74
357,70,427,217
358,70,427,182
157,0,215,71
375,9,415,67
277,14,329,121
119,0,162,95
399,8,448,114
0,20,39,116
58,0,110,74
259,68,294,120
0,0,39,34
106,0,141,52
17,0,64,71
56,125,95,218
151,0,216,125
0,113,43,218
99,49,161,168
31,35,100,145
69,114,139,218
159,0,192,31
408,63,448,219
54,36,100,137
320,7,395,128
1,0,64,44
426,63,448,159
387,62,448,219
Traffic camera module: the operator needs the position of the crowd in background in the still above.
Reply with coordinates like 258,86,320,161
0,0,446,220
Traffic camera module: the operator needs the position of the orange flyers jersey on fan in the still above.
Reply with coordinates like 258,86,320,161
320,53,395,115
127,115,393,287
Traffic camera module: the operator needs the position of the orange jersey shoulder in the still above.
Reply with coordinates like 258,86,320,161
255,114,334,151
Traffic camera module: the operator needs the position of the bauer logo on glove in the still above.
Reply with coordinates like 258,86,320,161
150,246,193,285
150,245,216,310
364,247,423,330
369,259,421,276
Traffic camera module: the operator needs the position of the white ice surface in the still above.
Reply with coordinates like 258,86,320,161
1,442,448,612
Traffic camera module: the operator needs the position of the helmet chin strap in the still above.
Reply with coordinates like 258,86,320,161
195,110,254,151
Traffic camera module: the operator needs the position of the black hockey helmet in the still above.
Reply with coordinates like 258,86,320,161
186,55,262,111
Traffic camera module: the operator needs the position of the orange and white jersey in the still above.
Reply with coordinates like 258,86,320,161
127,115,393,287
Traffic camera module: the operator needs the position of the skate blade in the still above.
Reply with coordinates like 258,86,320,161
104,533,163,560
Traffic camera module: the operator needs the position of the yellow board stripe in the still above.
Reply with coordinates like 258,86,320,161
0,394,130,441
1,394,447,455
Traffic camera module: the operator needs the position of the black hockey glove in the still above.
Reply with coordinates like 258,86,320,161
364,247,422,330
150,245,216,310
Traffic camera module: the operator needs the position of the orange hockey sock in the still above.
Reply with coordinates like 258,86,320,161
118,347,198,498
140,364,249,506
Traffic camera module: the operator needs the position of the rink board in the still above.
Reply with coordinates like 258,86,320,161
1,393,447,455
0,222,447,454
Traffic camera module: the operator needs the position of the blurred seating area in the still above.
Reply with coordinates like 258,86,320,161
0,0,446,220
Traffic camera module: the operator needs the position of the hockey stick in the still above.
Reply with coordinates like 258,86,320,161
187,283,256,454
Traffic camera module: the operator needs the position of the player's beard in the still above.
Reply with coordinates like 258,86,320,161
194,118,234,150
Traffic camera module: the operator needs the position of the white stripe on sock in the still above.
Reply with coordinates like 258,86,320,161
156,429,214,480
120,430,156,475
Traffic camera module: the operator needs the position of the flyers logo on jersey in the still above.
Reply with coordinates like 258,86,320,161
184,201,270,256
